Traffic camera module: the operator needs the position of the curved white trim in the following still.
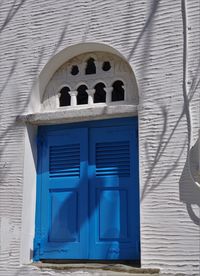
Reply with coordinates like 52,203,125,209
82,53,98,63
28,42,139,113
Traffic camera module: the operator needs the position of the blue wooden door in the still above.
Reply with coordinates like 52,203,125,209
34,118,139,261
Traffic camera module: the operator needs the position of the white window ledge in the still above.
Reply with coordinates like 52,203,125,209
17,104,138,125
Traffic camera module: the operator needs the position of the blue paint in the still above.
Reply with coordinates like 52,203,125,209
34,117,140,261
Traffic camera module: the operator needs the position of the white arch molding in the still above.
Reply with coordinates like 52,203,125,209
20,43,139,264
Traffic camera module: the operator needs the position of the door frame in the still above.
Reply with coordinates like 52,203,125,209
34,117,140,262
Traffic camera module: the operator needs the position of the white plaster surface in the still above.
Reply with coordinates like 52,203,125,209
18,104,138,125
0,0,200,276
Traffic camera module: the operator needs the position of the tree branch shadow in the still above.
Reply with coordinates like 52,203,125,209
127,0,161,61
0,0,27,34
133,1,200,227
0,7,70,266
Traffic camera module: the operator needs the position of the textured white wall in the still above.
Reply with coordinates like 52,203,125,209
0,0,199,276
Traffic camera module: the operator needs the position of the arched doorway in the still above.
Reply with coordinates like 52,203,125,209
20,43,140,263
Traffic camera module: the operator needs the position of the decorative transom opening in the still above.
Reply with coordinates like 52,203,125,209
42,51,138,112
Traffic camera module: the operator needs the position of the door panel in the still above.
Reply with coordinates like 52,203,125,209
89,125,139,260
35,118,139,261
98,189,128,241
38,128,89,259
49,190,78,242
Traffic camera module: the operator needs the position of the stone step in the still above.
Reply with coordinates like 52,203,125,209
66,270,159,275
34,262,160,275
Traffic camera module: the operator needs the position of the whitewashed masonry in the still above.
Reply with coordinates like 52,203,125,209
42,51,138,111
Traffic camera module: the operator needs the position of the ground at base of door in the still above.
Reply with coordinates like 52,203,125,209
33,262,160,275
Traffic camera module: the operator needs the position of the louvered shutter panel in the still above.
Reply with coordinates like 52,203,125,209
96,141,130,177
49,144,80,178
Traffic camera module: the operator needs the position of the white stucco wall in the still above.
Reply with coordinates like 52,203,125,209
0,1,199,276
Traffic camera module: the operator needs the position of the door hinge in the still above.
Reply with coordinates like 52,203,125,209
33,237,45,261
33,238,41,261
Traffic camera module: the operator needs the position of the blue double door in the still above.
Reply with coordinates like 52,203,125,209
35,118,140,261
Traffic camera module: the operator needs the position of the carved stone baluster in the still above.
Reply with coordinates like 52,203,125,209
69,91,78,106
105,87,113,104
86,89,95,105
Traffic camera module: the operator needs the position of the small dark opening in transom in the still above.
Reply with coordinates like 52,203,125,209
85,58,96,75
102,61,111,71
71,65,79,75
77,85,88,105
112,81,125,102
59,87,71,107
94,83,106,103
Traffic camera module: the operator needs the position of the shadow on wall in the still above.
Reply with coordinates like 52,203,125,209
179,0,200,226
0,0,27,33
140,105,187,201
0,0,69,146
127,0,160,61
0,0,70,267
140,0,200,229
179,138,200,226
